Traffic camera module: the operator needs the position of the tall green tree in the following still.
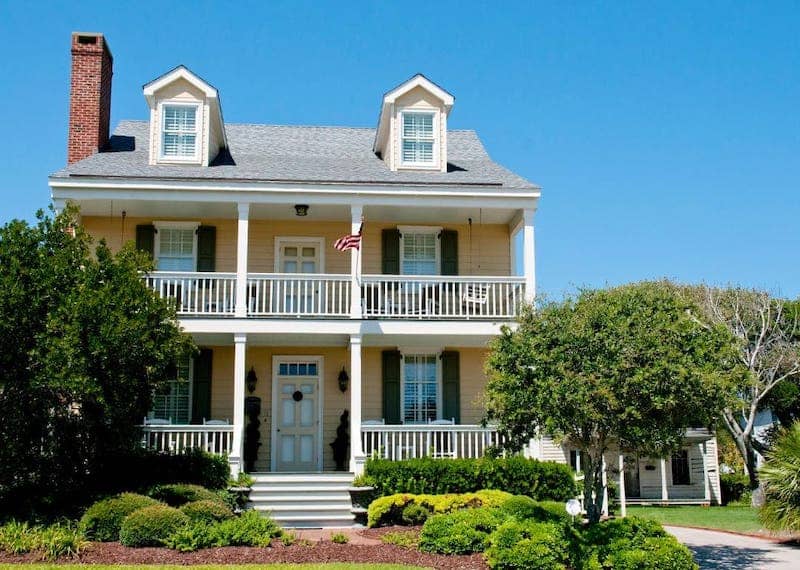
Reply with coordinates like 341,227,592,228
759,422,800,531
0,207,194,516
485,281,737,523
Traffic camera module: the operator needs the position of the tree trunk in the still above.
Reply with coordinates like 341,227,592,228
722,410,760,489
582,451,606,524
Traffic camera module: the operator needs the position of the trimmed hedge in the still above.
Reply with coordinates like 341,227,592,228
79,493,159,542
365,457,576,500
419,508,504,554
486,519,570,570
368,490,513,527
180,500,234,523
119,505,189,547
148,484,225,507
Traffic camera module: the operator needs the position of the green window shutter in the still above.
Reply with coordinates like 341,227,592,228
382,228,401,275
441,350,460,424
135,224,155,257
382,349,402,424
196,226,216,272
440,229,458,276
191,348,213,424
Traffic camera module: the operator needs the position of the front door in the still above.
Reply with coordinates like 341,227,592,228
272,357,322,472
624,456,641,498
277,240,322,313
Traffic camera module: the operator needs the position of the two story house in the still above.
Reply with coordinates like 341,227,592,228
50,33,720,524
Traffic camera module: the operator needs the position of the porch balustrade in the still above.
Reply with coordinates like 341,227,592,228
144,272,237,316
140,424,234,455
361,275,525,319
361,424,506,461
247,273,351,317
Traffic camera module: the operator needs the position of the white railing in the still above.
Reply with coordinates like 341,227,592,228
144,272,237,316
361,275,525,319
361,424,506,461
247,273,351,317
140,424,234,455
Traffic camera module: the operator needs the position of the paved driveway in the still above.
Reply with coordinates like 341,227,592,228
666,526,800,569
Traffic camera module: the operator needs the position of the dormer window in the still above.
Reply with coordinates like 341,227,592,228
401,111,436,166
161,104,199,160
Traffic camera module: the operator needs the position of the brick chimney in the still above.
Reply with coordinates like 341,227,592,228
67,32,113,164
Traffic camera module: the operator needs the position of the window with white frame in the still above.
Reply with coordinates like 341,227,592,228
161,104,198,159
150,357,191,424
155,226,196,271
401,228,439,275
401,111,435,165
403,354,439,423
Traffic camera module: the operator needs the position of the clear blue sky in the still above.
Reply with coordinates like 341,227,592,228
1,1,798,299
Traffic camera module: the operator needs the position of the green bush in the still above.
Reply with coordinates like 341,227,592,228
79,493,160,542
485,520,570,570
605,536,698,570
211,510,282,547
180,500,234,523
119,505,189,547
148,484,223,507
164,521,217,552
0,521,38,554
401,503,430,525
365,457,576,500
720,472,750,505
0,521,86,560
419,507,504,554
574,517,684,570
367,490,513,527
500,496,571,524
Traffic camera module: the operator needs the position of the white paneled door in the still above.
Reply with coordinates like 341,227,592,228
272,357,322,472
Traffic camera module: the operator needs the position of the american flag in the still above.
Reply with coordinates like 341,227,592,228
333,223,362,251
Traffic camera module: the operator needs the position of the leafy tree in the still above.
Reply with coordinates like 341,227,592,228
485,281,737,523
682,287,800,489
759,422,800,531
0,207,194,517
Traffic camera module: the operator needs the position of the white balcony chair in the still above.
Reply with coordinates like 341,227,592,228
143,417,171,425
429,418,456,458
203,418,230,425
361,419,386,459
462,284,489,317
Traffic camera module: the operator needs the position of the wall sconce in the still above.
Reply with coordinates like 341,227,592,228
294,204,309,217
246,367,258,394
338,367,349,392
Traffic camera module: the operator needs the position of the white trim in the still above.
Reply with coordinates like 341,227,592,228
158,101,202,164
382,74,454,108
153,221,200,271
274,237,325,273
143,66,218,103
398,225,442,276
270,355,324,472
398,110,440,170
399,351,442,424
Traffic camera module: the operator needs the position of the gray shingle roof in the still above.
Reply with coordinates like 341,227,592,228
52,120,537,189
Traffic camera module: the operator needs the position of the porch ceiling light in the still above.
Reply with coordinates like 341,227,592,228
338,367,349,392
294,204,309,217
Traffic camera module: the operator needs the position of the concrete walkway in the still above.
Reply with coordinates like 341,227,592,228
667,526,800,569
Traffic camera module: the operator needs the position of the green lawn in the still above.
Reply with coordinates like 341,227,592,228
627,505,764,534
0,566,428,570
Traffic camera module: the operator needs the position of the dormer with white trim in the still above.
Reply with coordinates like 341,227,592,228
143,66,227,166
373,74,454,173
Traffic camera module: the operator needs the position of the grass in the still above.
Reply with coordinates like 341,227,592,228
0,566,429,570
627,505,764,534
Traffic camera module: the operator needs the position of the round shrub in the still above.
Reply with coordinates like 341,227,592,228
147,484,223,507
401,503,429,525
485,520,569,570
607,536,698,570
180,500,234,523
119,505,189,547
211,510,282,546
79,493,159,542
419,507,504,554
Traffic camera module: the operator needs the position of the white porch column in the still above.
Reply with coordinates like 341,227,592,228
701,442,711,503
350,205,363,319
235,203,250,318
618,453,627,517
601,455,609,517
349,334,365,473
660,458,669,502
229,333,247,477
522,208,536,303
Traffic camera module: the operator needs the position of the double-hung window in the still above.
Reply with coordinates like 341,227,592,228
150,357,191,424
403,354,439,423
401,111,435,166
161,104,198,160
155,225,196,271
400,228,439,276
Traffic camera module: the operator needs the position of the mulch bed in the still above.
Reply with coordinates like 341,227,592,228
0,536,488,569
